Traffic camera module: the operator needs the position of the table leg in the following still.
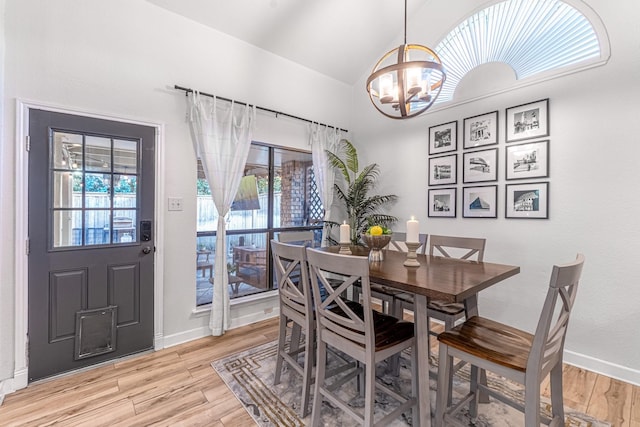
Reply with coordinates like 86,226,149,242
463,294,489,404
463,294,479,317
414,294,432,426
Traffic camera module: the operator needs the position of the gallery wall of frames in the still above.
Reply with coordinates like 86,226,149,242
427,98,550,219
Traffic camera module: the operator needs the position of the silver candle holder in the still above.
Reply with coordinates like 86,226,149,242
338,242,352,255
403,241,421,267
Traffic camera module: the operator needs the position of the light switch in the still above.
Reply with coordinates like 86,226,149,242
168,197,183,211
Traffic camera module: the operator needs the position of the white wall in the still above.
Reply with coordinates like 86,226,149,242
1,0,638,391
0,0,8,390
350,0,640,384
0,0,351,385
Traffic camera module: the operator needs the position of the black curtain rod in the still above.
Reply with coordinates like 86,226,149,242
174,85,348,133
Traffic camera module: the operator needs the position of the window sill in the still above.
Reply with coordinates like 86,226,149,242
192,289,279,317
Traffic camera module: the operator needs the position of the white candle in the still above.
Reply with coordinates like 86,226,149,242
406,216,419,243
339,221,350,244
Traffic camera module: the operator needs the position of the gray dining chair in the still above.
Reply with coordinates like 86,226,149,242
395,234,486,358
394,234,486,401
354,231,427,316
435,254,585,427
274,230,316,360
271,240,315,417
306,247,418,426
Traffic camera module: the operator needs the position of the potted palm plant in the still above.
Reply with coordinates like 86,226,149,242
325,139,398,246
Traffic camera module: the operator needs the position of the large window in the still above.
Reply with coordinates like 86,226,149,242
433,0,606,104
196,143,323,306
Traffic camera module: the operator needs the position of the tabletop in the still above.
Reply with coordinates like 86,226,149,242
322,246,520,303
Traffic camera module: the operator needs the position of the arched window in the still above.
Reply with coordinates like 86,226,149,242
433,0,610,104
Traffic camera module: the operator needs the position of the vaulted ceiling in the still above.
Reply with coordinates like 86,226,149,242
145,0,431,86
145,0,607,107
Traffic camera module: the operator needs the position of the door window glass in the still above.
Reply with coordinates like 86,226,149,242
50,131,139,248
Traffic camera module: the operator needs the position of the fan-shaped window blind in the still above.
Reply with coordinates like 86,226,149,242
434,0,605,104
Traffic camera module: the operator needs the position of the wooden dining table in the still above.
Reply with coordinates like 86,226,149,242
323,245,520,426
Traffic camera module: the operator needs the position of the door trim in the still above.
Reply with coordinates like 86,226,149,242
13,98,165,390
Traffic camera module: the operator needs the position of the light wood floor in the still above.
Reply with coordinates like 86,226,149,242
1,317,638,426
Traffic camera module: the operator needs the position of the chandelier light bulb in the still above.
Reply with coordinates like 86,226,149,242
406,66,422,94
379,73,394,104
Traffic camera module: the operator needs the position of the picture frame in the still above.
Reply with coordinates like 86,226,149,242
463,185,497,218
428,187,456,218
463,111,498,149
506,98,549,142
463,148,498,183
428,154,457,186
505,182,549,219
428,120,457,155
505,140,549,180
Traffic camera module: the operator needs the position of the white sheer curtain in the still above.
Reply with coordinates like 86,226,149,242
188,93,255,336
309,124,341,246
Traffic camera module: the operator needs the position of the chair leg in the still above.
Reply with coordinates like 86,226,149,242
363,360,376,426
387,298,405,376
386,297,400,376
274,314,287,385
435,343,452,427
524,373,541,427
357,362,365,397
443,316,457,406
478,369,490,404
469,364,480,418
300,327,314,417
310,340,327,427
549,362,565,422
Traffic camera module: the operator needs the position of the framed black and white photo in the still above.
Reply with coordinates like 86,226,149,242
428,187,456,218
505,182,549,219
463,148,498,183
506,98,549,142
428,154,457,186
463,185,497,218
506,140,549,180
428,121,457,155
463,111,498,149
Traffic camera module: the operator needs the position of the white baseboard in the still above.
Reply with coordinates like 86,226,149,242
163,310,279,349
163,326,211,348
229,308,278,330
0,379,11,405
564,350,640,387
0,367,27,406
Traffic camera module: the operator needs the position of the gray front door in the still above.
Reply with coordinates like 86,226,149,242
27,109,156,382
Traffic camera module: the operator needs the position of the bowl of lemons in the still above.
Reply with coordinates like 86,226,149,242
362,225,392,262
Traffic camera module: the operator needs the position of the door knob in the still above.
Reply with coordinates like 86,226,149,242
142,246,152,254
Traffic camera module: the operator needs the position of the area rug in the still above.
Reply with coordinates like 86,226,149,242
212,340,609,426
